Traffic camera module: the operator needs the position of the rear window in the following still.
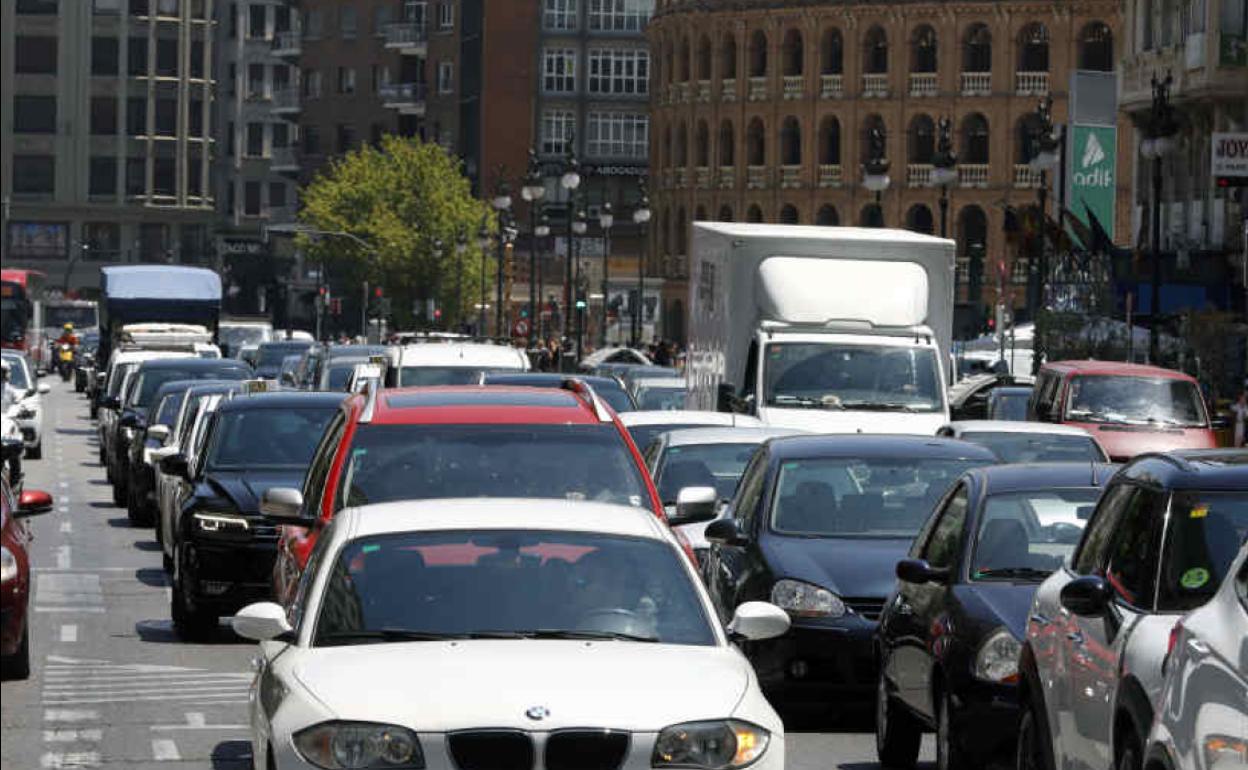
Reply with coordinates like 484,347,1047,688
131,365,249,408
1158,490,1248,611
961,432,1106,463
204,407,336,471
397,366,502,387
656,443,758,504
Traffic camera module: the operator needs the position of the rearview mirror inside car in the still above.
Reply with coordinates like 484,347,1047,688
669,486,718,527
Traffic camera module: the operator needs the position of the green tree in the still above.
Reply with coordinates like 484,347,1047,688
299,135,494,329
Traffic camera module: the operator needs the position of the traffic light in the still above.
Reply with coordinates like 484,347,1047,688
433,307,442,321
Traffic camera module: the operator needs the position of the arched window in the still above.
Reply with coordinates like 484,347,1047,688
821,28,843,74
1079,22,1114,71
819,116,841,164
860,203,884,228
749,30,768,77
747,204,764,223
906,204,934,234
960,113,989,164
747,118,766,165
718,205,734,222
1015,113,1046,164
861,114,887,163
780,117,802,165
1018,23,1049,71
783,29,803,76
779,204,800,224
910,25,937,73
962,24,991,72
675,122,688,166
679,37,691,81
816,204,840,225
697,36,713,80
676,208,688,254
695,121,710,167
721,34,738,79
719,120,735,166
864,26,888,74
957,205,988,302
908,114,936,163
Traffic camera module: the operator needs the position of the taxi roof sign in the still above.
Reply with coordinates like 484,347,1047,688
243,379,271,394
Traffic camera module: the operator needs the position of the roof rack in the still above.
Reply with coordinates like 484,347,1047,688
560,377,614,422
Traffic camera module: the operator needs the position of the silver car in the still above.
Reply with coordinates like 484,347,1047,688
1144,543,1248,770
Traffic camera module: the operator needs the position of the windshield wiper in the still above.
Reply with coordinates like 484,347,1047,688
841,401,925,413
318,629,470,645
973,566,1054,580
512,629,660,643
771,394,844,410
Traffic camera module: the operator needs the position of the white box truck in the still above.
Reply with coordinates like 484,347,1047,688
687,223,955,434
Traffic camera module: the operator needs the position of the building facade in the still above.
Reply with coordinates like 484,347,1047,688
647,0,1132,340
1,0,217,293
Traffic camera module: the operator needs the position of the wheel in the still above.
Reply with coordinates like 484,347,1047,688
875,672,921,769
1116,733,1142,770
171,549,217,641
1,624,31,680
127,483,153,527
936,689,979,770
25,441,41,460
1016,695,1055,770
111,477,126,507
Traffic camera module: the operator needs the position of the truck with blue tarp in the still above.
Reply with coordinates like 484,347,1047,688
98,266,223,365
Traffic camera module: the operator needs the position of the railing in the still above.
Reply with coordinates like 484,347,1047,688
960,71,990,95
271,30,301,56
746,165,768,189
782,75,804,100
959,164,990,187
820,73,844,98
907,163,933,187
1013,164,1043,188
695,80,712,102
717,166,735,189
379,82,427,106
862,73,889,97
720,78,737,102
747,77,767,101
676,82,691,103
818,164,842,188
908,73,937,97
384,22,428,50
779,165,802,188
271,87,300,112
694,167,712,188
1015,71,1049,95
674,167,689,188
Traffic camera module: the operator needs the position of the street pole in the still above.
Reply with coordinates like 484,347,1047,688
572,208,587,364
939,187,948,238
599,203,613,348
495,216,506,337
1031,170,1048,377
1145,73,1175,365
632,181,652,348
361,280,368,340
529,207,538,345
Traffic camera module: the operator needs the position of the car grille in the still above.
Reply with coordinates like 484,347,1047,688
447,730,534,770
846,597,886,621
545,730,630,770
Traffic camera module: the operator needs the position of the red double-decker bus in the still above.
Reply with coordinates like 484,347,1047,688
1,269,48,366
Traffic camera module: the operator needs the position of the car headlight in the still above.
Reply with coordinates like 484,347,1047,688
1204,735,1248,767
653,719,770,769
974,627,1022,683
16,407,35,419
770,578,846,618
192,511,250,534
1,546,17,583
293,721,424,769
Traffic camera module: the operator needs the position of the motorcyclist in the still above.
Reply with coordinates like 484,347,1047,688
56,323,79,349
54,323,79,378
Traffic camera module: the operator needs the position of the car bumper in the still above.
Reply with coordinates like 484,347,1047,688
0,587,29,657
749,617,878,703
187,539,279,612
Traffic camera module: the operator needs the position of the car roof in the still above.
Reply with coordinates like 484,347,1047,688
482,373,624,389
662,426,806,447
182,381,246,399
970,462,1119,494
635,377,686,389
135,357,249,372
259,340,312,349
766,434,1000,461
341,498,668,541
391,342,529,368
618,410,764,427
112,349,193,365
216,391,346,413
945,421,1095,437
326,344,387,360
1042,360,1197,381
369,386,604,426
1118,450,1248,491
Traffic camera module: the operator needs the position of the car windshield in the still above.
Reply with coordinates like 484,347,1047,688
771,456,990,537
1157,491,1248,611
636,385,686,411
3,358,30,389
764,342,943,412
960,432,1106,463
204,407,336,471
627,423,709,454
313,530,715,647
971,489,1102,580
657,443,758,503
131,366,248,408
989,391,1031,421
398,366,502,386
45,305,98,328
1065,375,1207,427
220,326,270,348
257,344,309,368
338,424,651,508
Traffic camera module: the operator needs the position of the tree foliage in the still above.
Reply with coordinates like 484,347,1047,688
299,135,494,328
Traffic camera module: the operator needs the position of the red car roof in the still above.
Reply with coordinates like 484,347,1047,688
365,386,604,426
1042,360,1197,381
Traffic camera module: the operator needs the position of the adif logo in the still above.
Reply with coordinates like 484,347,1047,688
1073,131,1113,187
1081,133,1106,169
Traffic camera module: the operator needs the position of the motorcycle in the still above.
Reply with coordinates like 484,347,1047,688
56,343,75,381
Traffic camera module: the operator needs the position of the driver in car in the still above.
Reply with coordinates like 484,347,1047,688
571,550,658,638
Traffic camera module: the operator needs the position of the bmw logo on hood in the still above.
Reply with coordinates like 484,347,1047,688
525,706,550,721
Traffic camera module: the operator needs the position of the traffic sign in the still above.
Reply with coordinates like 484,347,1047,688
512,318,530,338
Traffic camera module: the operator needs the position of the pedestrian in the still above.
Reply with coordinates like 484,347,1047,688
1232,390,1248,448
653,340,672,367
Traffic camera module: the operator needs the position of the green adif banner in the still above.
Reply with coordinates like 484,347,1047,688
1069,124,1116,240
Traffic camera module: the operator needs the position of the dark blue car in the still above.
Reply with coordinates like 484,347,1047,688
702,434,998,713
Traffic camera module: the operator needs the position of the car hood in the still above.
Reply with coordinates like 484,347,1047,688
1069,421,1215,461
204,470,303,514
952,582,1040,640
757,406,947,436
292,640,749,731
763,535,911,600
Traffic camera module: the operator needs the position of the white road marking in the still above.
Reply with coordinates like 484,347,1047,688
55,545,71,569
151,739,181,761
35,607,106,614
58,481,69,489
34,567,132,573
57,506,69,514
151,712,248,731
59,624,77,643
44,710,99,723
36,574,102,610
42,729,103,743
60,521,72,533
42,693,249,706
39,751,100,768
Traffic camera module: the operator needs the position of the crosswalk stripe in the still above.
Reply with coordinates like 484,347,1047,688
151,739,181,761
42,693,250,706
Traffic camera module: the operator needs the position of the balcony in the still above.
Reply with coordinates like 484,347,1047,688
271,146,300,173
747,77,767,101
782,75,804,100
820,74,844,99
960,71,990,95
694,167,712,188
379,82,427,115
272,30,301,58
746,165,768,189
908,73,937,97
907,163,933,187
959,164,989,188
818,164,842,188
1015,71,1049,95
720,78,737,102
384,22,428,55
271,87,301,116
862,73,889,98
674,167,689,188
717,166,736,189
779,165,803,189
1013,164,1043,188
676,82,691,103
695,80,712,102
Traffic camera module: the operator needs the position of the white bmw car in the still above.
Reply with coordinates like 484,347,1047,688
234,498,790,770
2,352,49,459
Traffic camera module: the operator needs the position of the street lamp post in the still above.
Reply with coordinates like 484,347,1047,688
930,117,957,238
862,125,891,226
477,220,491,334
520,150,547,347
491,177,513,337
560,150,582,344
572,208,588,363
534,213,551,340
1142,72,1177,364
454,231,467,330
632,181,652,347
1028,95,1061,375
598,202,614,347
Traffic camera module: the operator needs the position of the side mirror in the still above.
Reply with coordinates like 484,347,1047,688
669,486,718,527
1059,575,1112,617
281,371,296,386
158,453,190,481
1,439,23,463
727,601,791,641
896,558,950,585
260,487,307,522
99,395,120,410
118,412,142,429
231,602,294,642
716,382,737,413
147,424,170,442
150,445,178,464
705,517,749,547
15,489,54,517
37,382,50,395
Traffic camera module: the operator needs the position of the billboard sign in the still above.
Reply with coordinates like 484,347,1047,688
1212,132,1248,186
1069,124,1117,238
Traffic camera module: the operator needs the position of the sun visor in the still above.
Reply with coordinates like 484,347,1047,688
756,257,929,327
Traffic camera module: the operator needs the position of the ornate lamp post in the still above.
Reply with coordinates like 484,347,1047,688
572,208,589,362
1141,72,1177,364
930,116,958,238
520,150,546,347
1028,95,1061,374
598,202,614,347
534,212,550,340
632,181,652,347
491,176,513,336
477,219,491,334
862,125,891,227
560,149,582,341
454,230,467,330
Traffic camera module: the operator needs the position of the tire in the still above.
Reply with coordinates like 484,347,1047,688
1117,733,1142,770
127,482,153,527
25,441,41,460
1017,696,1055,770
112,477,126,508
875,673,922,769
936,689,980,770
171,549,217,641
1,624,31,680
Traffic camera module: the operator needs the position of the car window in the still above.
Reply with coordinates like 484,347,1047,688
304,412,347,518
732,449,769,533
1073,483,1135,574
1236,556,1248,613
655,442,759,504
1157,491,1248,612
289,518,337,628
922,485,968,569
1103,489,1166,608
971,488,1100,579
204,407,336,471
